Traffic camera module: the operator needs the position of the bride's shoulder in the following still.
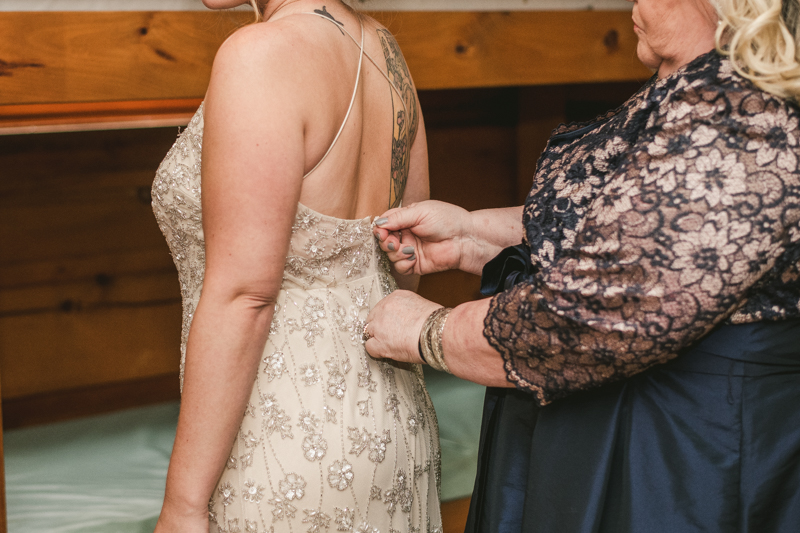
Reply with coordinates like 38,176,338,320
212,18,311,69
214,9,382,66
203,12,353,125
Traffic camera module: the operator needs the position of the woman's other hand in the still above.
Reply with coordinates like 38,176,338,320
364,290,441,364
373,200,472,276
365,290,512,388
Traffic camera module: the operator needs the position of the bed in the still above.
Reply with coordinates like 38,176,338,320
0,2,647,531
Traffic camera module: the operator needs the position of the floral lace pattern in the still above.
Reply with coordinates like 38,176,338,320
485,51,800,406
152,103,441,532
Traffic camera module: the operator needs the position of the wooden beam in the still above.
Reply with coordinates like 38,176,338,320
0,11,649,131
0,98,202,135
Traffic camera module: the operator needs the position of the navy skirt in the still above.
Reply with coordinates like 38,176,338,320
465,320,800,533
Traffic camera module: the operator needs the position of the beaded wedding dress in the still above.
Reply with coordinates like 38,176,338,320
151,13,441,533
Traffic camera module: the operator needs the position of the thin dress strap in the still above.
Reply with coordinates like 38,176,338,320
302,14,365,179
336,21,408,119
302,12,410,179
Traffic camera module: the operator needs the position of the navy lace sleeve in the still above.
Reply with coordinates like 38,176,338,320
484,54,800,406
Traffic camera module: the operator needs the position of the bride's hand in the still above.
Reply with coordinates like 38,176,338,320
364,290,441,364
373,200,472,276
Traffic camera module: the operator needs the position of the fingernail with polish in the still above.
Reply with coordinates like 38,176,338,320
388,242,395,251
375,217,389,226
402,246,414,255
408,254,416,261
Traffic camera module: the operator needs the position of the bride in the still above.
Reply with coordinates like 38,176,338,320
151,1,441,532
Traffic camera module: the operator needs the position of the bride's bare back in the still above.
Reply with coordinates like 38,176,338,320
204,2,427,224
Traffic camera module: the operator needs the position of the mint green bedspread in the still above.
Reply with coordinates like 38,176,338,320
5,374,484,532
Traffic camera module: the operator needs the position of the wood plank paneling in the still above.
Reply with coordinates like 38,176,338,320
0,125,182,401
0,127,179,288
0,248,175,294
516,85,566,204
0,88,521,409
0,11,649,108
0,271,179,316
0,302,181,398
2,372,180,430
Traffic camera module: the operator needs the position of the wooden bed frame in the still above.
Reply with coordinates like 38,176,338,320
0,10,649,532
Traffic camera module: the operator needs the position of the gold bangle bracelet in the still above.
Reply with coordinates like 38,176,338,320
431,307,452,374
419,307,443,370
418,307,452,373
419,308,438,366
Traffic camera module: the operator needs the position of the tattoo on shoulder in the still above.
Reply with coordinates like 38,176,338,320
377,29,419,209
314,6,344,33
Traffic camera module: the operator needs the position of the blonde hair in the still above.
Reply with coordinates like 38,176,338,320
249,0,264,23
715,0,800,102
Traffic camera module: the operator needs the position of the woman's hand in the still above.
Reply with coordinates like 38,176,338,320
373,200,473,276
364,290,442,364
374,202,525,276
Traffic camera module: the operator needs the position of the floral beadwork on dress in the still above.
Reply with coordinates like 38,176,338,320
151,104,207,390
152,102,441,532
484,50,800,406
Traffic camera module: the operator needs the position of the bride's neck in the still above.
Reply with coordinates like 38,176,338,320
262,0,343,22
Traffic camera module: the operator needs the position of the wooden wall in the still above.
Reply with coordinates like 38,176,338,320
0,127,184,427
0,11,646,102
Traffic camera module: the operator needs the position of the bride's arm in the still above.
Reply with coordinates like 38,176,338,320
155,26,308,532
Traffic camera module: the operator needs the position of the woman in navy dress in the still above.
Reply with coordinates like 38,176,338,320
364,0,800,531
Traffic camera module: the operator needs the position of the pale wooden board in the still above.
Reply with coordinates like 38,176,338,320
0,11,242,105
0,11,650,108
